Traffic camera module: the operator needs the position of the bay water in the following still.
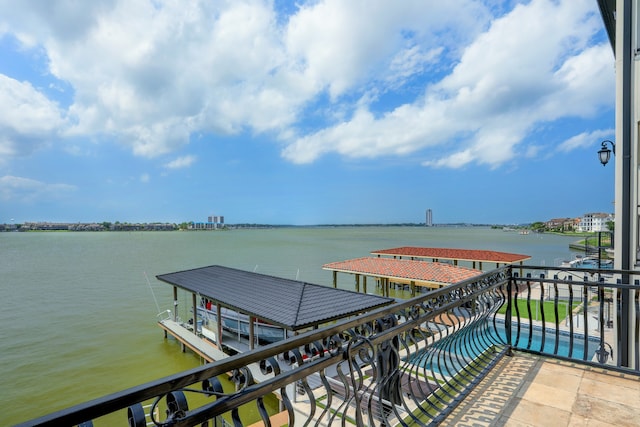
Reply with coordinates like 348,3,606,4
1,226,579,425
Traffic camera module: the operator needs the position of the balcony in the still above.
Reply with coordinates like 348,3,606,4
17,265,640,427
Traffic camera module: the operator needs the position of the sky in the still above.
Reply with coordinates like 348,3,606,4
0,0,616,226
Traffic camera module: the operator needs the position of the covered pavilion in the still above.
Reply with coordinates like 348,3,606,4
322,257,482,297
156,265,394,351
371,246,531,270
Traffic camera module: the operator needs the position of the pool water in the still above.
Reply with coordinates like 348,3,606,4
498,322,600,359
408,320,600,376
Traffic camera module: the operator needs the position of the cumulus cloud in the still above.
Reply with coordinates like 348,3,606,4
0,0,614,170
282,0,614,168
164,155,196,169
0,175,76,202
0,74,65,159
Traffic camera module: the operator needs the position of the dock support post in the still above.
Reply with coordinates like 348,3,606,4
192,293,198,336
173,286,178,321
249,316,255,350
216,303,223,350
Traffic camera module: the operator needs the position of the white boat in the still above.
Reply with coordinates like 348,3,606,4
197,306,286,343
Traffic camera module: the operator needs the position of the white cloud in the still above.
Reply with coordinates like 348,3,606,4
285,0,487,98
0,0,614,170
164,155,196,169
557,129,615,153
0,175,76,202
282,0,614,168
0,74,65,159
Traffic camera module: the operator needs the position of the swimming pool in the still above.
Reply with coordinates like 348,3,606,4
407,320,600,377
498,322,600,359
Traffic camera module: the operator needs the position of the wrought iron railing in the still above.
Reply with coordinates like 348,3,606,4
17,265,640,427
507,265,639,369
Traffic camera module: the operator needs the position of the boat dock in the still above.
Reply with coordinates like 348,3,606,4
155,265,394,355
158,318,273,383
158,318,227,362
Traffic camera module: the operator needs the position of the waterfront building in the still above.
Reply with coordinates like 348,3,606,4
545,217,577,232
191,215,225,230
425,209,433,226
577,212,613,232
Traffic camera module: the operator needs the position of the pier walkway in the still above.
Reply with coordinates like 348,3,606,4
158,319,273,383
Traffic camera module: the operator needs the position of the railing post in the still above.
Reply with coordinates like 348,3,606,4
375,315,401,409
506,266,513,349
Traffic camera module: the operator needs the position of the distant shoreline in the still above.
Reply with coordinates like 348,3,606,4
0,222,506,232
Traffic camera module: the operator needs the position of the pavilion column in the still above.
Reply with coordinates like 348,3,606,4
519,262,524,278
192,293,198,336
363,276,367,294
410,281,416,297
173,286,178,321
216,304,223,349
332,271,337,288
249,316,255,350
355,274,360,292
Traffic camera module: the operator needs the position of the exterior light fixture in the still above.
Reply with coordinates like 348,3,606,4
598,140,616,166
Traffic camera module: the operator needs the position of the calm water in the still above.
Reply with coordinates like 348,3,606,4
1,227,578,425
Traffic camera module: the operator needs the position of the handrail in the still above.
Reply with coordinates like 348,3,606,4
17,265,640,427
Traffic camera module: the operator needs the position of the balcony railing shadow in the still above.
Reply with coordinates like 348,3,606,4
18,265,640,427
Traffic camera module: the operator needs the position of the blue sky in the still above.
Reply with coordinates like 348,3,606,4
0,0,616,225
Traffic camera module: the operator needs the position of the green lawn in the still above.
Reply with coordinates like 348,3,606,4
497,299,581,322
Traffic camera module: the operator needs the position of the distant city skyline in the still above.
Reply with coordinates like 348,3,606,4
0,1,615,225
2,208,615,228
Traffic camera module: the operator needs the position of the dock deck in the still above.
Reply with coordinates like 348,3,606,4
158,319,272,383
158,319,227,362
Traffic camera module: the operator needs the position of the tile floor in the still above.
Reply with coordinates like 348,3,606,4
442,351,640,427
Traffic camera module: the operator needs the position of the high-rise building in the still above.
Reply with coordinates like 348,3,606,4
425,209,433,226
208,215,224,224
193,215,225,230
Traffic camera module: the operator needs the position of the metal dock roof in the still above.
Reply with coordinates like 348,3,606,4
156,265,394,331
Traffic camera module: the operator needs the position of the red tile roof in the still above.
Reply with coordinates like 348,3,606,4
322,257,481,288
370,246,530,264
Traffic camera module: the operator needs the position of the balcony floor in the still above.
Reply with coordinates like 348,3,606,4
443,351,640,427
